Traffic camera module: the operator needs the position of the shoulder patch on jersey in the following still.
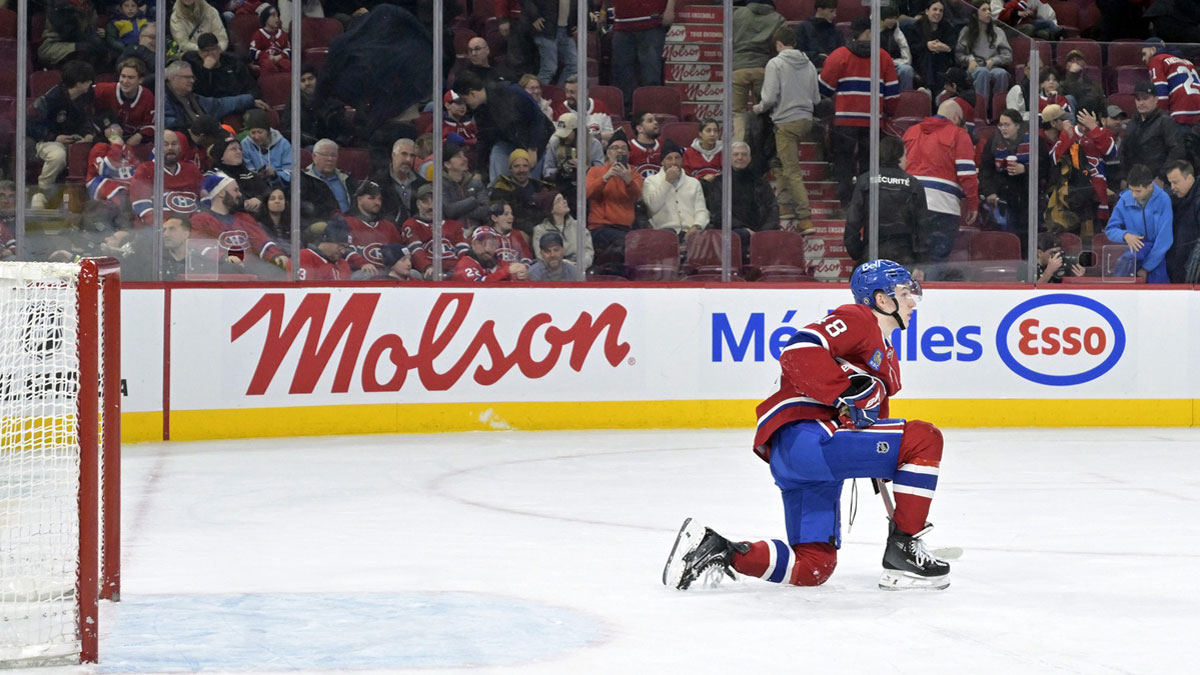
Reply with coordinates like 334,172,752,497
869,349,883,371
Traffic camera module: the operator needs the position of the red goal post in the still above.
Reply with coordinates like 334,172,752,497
0,258,121,666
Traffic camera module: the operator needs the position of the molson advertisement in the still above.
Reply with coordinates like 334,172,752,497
118,286,1198,441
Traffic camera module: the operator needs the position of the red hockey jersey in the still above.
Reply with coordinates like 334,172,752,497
1051,123,1117,221
682,141,722,180
93,83,155,139
493,229,534,265
344,216,404,270
452,254,514,282
249,27,291,68
130,160,204,223
86,142,141,201
298,247,351,281
819,46,900,127
629,137,662,180
1148,53,1200,125
190,210,287,263
753,303,901,461
401,217,468,274
442,113,478,145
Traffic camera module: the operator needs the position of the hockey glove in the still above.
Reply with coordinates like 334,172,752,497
836,374,885,429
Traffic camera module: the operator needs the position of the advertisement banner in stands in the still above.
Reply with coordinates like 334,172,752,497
160,286,1197,413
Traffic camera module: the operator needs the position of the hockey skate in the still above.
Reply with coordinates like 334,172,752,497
879,520,951,591
662,518,749,590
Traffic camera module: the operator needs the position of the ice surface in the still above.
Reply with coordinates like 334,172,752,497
23,428,1200,674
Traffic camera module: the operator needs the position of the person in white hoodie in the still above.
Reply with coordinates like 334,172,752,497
642,139,710,239
753,24,819,232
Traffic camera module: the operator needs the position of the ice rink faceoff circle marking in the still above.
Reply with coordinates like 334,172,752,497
99,592,603,671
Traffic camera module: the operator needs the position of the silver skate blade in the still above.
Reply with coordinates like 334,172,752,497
662,518,705,589
878,569,950,591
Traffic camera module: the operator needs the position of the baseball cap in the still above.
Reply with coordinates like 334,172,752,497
1133,80,1156,97
538,231,564,250
355,180,381,197
443,90,463,106
1064,49,1086,63
1104,104,1128,119
1040,104,1066,124
416,183,435,200
554,112,578,139
309,219,350,244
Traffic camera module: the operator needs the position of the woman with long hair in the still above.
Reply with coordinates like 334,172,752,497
905,0,957,93
532,191,593,269
956,0,1012,115
683,119,724,182
256,187,291,242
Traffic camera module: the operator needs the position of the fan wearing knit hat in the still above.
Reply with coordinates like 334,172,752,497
250,4,292,74
189,170,291,275
208,135,269,213
642,138,710,238
240,107,293,188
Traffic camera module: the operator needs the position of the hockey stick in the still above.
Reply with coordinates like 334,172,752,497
872,478,963,560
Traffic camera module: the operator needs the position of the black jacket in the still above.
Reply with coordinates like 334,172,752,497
1120,107,1186,179
372,167,428,226
843,166,927,265
795,17,842,67
521,0,579,38
29,85,100,142
1169,182,1200,282
183,51,260,100
702,168,780,232
979,131,1049,216
474,82,554,159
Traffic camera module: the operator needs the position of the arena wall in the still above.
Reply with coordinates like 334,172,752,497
119,283,1200,442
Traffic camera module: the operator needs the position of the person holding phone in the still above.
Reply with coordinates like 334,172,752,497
585,127,644,274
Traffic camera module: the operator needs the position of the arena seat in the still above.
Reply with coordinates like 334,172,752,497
661,122,699,148
684,229,742,277
631,86,682,120
968,231,1022,261
625,229,681,281
748,230,807,279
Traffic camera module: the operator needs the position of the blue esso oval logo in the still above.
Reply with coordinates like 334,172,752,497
995,294,1126,386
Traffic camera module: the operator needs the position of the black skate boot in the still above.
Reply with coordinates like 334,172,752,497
879,520,951,590
662,518,751,590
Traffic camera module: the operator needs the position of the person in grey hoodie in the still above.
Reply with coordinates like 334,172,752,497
753,25,820,232
732,0,786,143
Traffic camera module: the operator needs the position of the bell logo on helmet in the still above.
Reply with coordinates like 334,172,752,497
995,294,1125,386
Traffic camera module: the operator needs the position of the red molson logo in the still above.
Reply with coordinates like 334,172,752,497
231,292,632,394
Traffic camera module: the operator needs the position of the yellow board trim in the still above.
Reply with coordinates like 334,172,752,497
159,399,1199,441
122,411,165,443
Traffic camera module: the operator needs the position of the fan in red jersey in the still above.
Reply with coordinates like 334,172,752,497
452,226,529,282
298,219,353,281
664,260,952,592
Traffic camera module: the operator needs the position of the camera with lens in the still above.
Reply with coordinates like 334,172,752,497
1053,250,1095,278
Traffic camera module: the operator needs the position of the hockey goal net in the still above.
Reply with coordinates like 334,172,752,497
0,259,121,666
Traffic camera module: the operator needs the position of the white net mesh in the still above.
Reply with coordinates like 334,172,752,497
0,262,82,666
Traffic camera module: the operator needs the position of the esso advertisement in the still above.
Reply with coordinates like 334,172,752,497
996,294,1125,386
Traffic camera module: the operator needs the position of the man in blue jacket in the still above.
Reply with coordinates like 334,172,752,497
1105,164,1173,283
163,60,267,132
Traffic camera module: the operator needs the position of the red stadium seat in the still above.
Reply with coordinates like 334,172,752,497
893,89,932,119
453,27,476,57
748,230,807,279
300,17,344,50
1011,38,1053,70
1106,40,1148,68
1111,66,1149,94
229,14,260,61
1056,39,1101,67
66,142,90,182
971,264,1019,282
259,72,292,107
775,0,815,21
542,84,565,110
625,229,680,280
631,86,682,119
1059,232,1082,255
29,69,60,99
0,8,16,39
590,85,625,121
661,121,699,148
836,0,868,22
1049,1,1082,30
991,92,1007,123
337,147,371,181
684,229,742,276
968,231,1022,261
302,47,329,69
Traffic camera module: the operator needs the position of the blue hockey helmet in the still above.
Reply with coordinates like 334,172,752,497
850,260,921,323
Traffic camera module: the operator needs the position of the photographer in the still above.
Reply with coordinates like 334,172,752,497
1036,232,1086,284
586,128,643,274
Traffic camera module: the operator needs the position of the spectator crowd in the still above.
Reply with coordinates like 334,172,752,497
2,0,1199,284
